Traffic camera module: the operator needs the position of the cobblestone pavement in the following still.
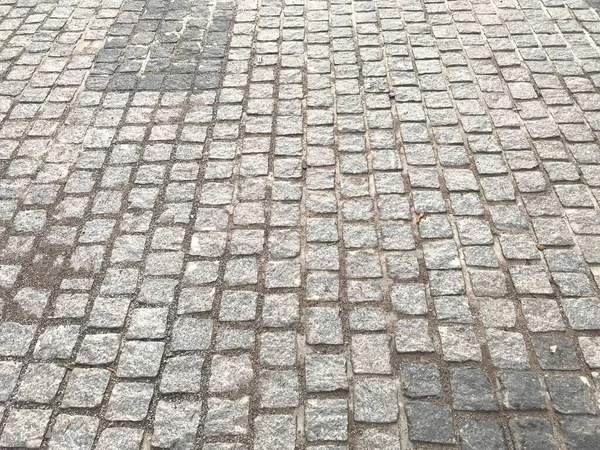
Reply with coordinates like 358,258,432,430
1,0,600,447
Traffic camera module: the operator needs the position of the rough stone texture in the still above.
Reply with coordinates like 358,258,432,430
1,0,600,446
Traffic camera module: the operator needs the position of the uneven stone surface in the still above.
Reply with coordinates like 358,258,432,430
1,0,600,447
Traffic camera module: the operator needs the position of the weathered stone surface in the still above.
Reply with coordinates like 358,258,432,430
0,0,598,446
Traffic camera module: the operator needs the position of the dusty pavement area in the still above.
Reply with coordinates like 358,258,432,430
0,0,600,447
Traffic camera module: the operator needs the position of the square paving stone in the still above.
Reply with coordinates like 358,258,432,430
254,414,296,450
305,399,348,442
390,283,427,315
450,368,498,411
346,250,383,278
153,401,202,448
562,297,600,330
12,288,50,318
105,382,154,421
423,240,461,269
0,322,36,356
546,374,598,414
204,397,250,436
509,265,553,294
177,286,214,313
160,355,204,394
353,377,399,423
76,333,120,365
351,334,392,374
520,298,565,332
88,297,130,328
385,252,420,280
126,307,168,338
347,280,383,303
486,329,530,369
144,252,184,276
438,325,481,361
348,307,387,331
406,401,455,444
468,269,507,297
100,268,139,294
262,293,299,327
356,428,402,450
203,445,247,450
561,417,600,450
459,420,507,450
61,368,110,408
428,270,465,295
33,325,79,360
400,363,443,398
209,354,253,393
16,363,65,403
531,334,580,370
260,331,296,366
306,271,340,301
0,409,51,448
259,370,299,408
498,370,545,410
171,317,213,350
509,418,558,450
52,293,89,318
183,260,220,284
219,291,258,321
305,354,348,392
579,336,600,368
215,328,255,350
117,340,164,378
265,259,302,288
478,298,516,328
0,361,22,401
394,319,434,353
96,428,144,450
434,295,473,323
48,414,98,450
307,307,343,344
223,258,259,285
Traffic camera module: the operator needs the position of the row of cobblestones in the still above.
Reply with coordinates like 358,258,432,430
0,0,600,447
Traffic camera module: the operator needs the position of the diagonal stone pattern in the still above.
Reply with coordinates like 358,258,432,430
0,0,599,447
